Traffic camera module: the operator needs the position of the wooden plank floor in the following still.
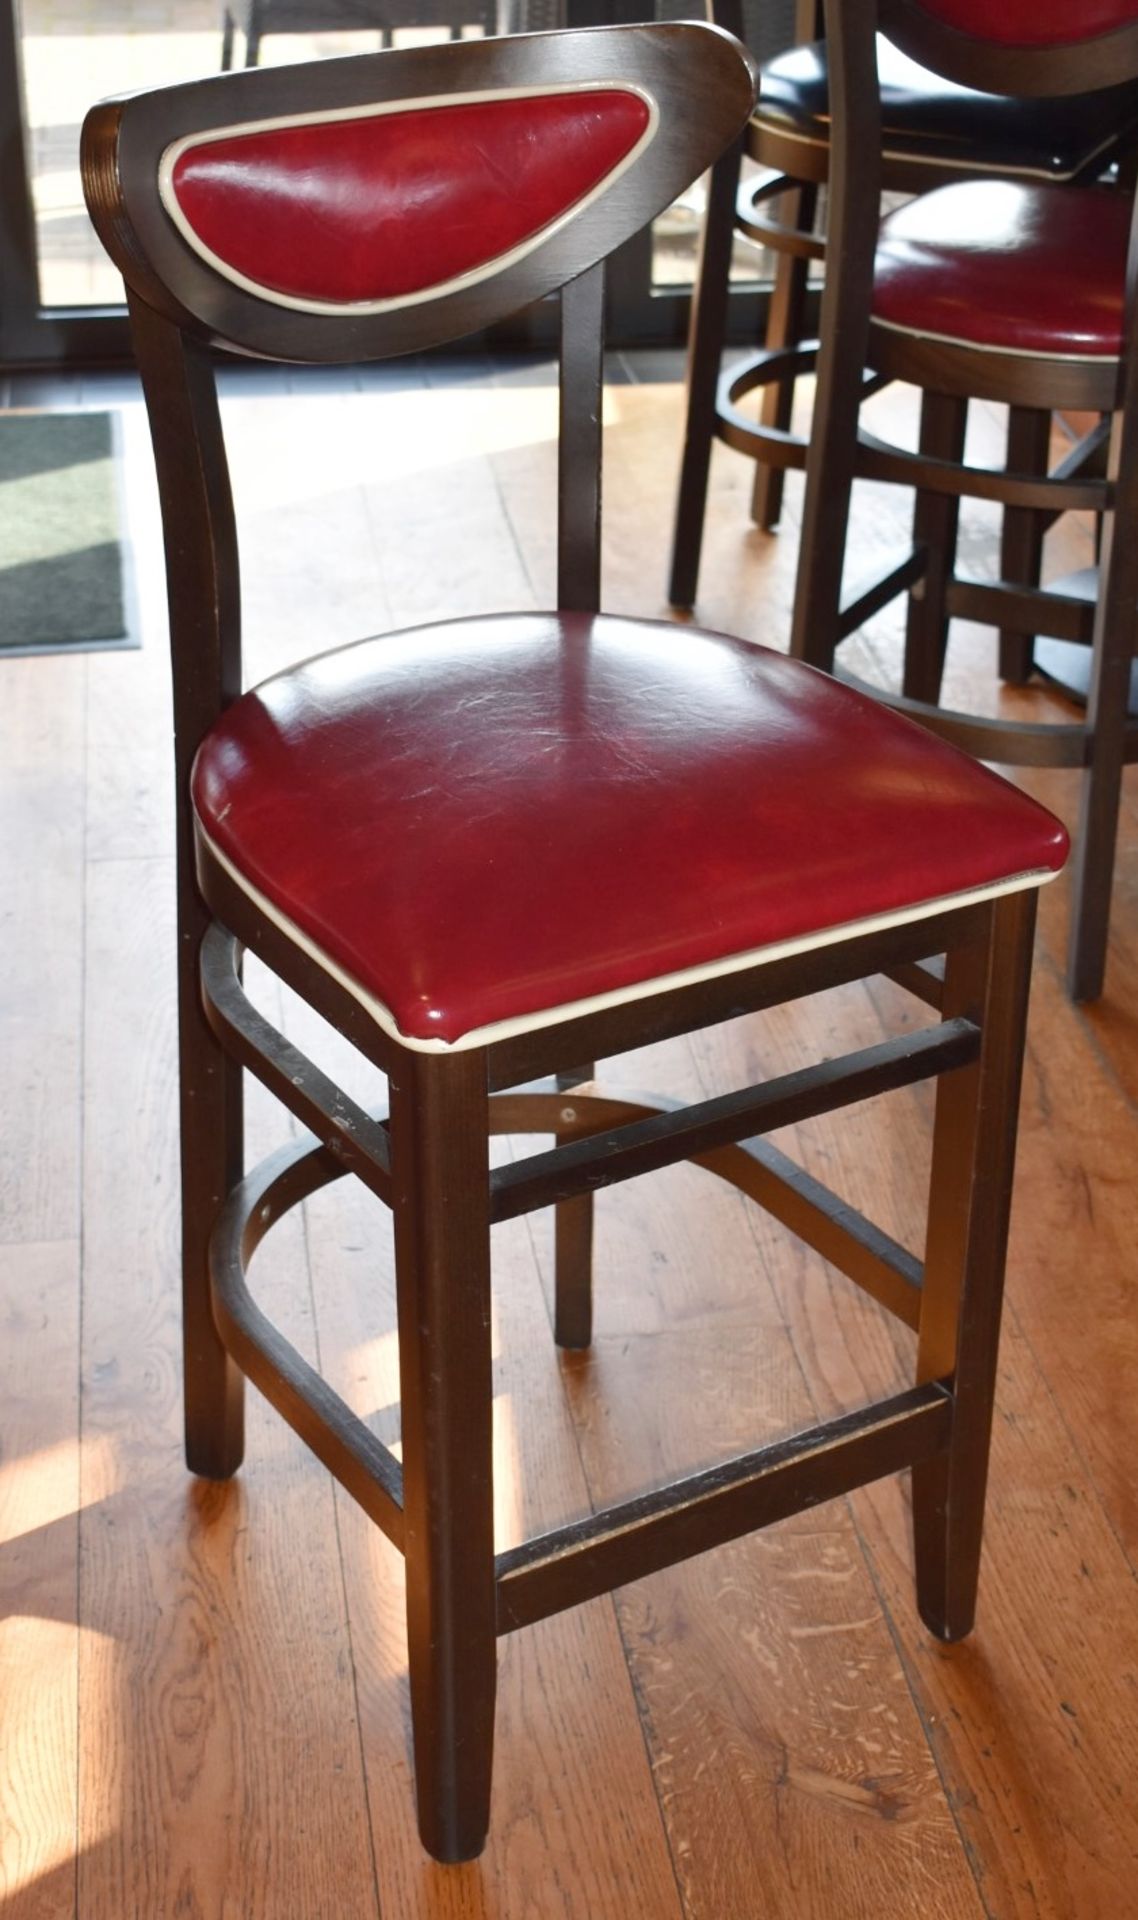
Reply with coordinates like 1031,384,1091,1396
2,355,1136,1918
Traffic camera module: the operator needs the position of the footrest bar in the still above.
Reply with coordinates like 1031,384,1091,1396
833,668,1091,768
487,1086,924,1323
698,1136,923,1329
491,1020,979,1222
735,171,827,260
495,1383,953,1633
201,924,393,1205
945,578,1095,646
882,956,945,1010
838,548,926,639
210,1136,405,1546
856,428,1108,513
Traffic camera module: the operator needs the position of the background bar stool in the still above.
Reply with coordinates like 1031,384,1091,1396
83,20,1067,1865
789,0,1138,1005
668,0,1138,611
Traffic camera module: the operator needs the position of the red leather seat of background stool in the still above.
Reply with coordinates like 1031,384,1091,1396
873,181,1130,357
192,614,1067,1046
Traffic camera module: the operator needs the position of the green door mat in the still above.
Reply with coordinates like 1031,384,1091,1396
0,410,135,656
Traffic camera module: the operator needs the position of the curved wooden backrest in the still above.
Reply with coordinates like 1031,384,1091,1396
879,0,1138,94
76,22,757,875
82,23,757,362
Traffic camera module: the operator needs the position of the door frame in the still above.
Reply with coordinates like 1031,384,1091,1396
0,0,130,363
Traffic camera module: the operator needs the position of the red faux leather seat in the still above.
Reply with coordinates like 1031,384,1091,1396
873,182,1130,359
194,613,1066,1048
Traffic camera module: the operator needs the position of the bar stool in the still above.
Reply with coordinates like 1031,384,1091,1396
668,0,1138,610
82,20,1067,1863
790,0,1138,1004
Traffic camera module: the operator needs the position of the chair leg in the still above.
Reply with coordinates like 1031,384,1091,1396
911,889,1037,1642
998,406,1051,686
901,391,967,705
788,49,879,675
180,891,245,1479
552,1063,594,1349
243,2,262,67
788,308,867,673
669,138,743,611
1068,473,1137,1001
554,1193,594,1349
390,1046,497,1864
220,7,236,69
750,182,818,533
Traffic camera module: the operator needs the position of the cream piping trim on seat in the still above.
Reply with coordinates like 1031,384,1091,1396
870,313,1118,364
197,822,1056,1055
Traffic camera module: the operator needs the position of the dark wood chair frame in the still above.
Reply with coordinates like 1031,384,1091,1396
84,23,1043,1862
786,0,1138,1004
669,0,1138,617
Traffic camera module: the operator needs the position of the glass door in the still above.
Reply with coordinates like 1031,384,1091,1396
1,0,250,361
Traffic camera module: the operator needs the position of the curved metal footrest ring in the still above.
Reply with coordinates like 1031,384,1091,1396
489,1082,928,1330
735,169,826,260
206,1030,950,1542
209,1133,405,1543
716,349,889,471
715,342,817,468
832,664,1095,770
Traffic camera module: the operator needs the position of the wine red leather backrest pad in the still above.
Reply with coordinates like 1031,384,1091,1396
168,89,651,306
84,25,758,359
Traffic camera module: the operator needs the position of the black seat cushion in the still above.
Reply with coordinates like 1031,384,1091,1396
757,34,1138,182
